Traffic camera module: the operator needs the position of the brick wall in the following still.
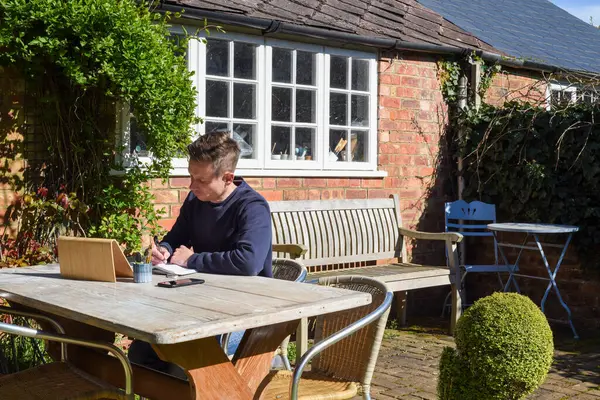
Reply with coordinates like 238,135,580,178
0,67,25,231
486,67,548,106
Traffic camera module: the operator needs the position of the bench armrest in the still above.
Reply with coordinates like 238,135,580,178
399,227,463,243
272,244,308,259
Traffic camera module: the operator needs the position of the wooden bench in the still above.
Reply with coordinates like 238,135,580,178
270,195,463,356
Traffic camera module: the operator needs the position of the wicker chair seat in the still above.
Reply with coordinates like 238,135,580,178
0,362,125,400
259,370,358,400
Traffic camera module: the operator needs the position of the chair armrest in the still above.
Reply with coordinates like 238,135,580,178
272,244,308,259
0,305,67,361
289,278,393,400
0,321,134,398
399,227,463,243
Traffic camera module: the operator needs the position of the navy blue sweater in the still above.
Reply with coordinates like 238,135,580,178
160,180,273,277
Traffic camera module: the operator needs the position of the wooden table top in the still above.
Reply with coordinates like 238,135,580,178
0,264,371,344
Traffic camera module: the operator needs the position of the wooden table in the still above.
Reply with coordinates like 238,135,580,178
0,264,371,399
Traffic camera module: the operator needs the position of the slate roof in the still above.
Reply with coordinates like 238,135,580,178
416,0,600,73
165,0,498,51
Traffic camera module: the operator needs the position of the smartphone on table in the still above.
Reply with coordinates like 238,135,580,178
157,278,205,288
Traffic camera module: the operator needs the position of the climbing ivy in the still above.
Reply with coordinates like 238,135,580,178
457,100,600,270
0,0,203,255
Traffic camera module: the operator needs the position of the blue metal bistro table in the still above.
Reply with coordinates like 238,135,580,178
487,223,579,339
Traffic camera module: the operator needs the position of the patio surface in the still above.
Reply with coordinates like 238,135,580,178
352,318,600,399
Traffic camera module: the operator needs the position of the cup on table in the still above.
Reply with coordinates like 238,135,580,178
132,263,153,283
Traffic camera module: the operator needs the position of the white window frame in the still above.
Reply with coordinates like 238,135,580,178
120,29,385,178
547,83,578,110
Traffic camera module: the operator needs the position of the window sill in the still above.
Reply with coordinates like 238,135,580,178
169,168,388,178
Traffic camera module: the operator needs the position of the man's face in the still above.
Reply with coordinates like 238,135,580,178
188,160,234,202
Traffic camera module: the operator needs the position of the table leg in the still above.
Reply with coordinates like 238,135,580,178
533,234,579,339
153,320,299,400
493,231,525,293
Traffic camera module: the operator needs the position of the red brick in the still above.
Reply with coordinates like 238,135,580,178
277,178,302,188
327,178,350,188
381,97,400,108
346,189,367,199
308,189,321,200
400,76,421,88
262,178,277,189
179,190,190,202
284,190,308,200
321,189,344,200
169,177,189,188
261,190,283,201
152,190,179,204
368,189,390,199
401,99,420,109
158,218,176,230
349,179,362,187
361,178,384,188
151,178,168,189
171,205,181,218
304,178,327,188
384,177,402,188
244,178,262,188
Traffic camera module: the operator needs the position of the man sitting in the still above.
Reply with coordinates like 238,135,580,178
128,131,272,376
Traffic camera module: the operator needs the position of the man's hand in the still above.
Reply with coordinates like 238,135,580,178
152,243,171,266
171,245,194,267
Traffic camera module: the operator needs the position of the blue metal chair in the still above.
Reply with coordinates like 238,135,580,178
442,200,518,315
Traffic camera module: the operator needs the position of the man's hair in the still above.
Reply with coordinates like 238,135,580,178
187,131,240,175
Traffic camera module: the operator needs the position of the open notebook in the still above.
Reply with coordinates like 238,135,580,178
152,263,196,276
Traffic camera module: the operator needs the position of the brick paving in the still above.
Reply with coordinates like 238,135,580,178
352,318,600,399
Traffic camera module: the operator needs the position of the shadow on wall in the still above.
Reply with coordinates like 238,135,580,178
0,69,25,232
402,105,458,318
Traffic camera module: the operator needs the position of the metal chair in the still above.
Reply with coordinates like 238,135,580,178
442,200,518,315
0,306,133,400
221,258,307,370
256,275,393,400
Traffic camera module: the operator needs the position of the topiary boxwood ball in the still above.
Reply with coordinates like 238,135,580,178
438,292,554,400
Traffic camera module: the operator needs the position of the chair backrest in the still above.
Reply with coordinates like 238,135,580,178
311,276,391,393
269,195,405,270
445,200,498,262
272,258,307,282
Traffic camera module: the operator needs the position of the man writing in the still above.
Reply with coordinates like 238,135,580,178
129,131,272,375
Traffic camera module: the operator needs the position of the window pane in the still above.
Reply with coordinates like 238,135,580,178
296,89,316,123
297,51,316,85
129,116,148,156
330,56,347,89
233,83,255,119
272,47,292,83
233,123,256,159
206,39,229,77
271,126,291,159
352,59,369,91
295,127,315,160
206,80,229,118
205,121,229,134
350,130,368,162
351,95,369,127
234,42,256,79
329,92,347,125
272,87,292,122
329,129,347,162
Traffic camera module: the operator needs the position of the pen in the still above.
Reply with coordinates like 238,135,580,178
154,236,161,248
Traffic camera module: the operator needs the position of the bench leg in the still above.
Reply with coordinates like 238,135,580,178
395,291,408,327
296,317,308,357
450,283,462,335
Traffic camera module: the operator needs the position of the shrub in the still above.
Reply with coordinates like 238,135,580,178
438,292,554,400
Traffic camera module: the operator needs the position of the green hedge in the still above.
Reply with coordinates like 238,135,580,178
458,101,600,269
438,292,554,400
